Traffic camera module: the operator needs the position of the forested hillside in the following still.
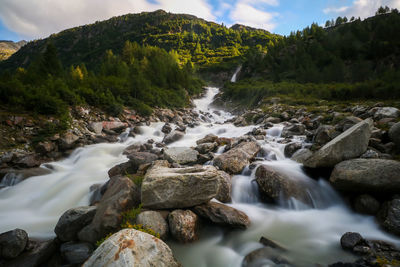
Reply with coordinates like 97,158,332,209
223,8,400,106
0,10,279,71
0,40,27,61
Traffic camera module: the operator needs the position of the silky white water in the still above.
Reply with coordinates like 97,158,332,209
0,82,398,266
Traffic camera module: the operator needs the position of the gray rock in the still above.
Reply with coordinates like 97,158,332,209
78,176,140,243
193,201,250,229
141,162,224,209
330,159,400,193
161,123,172,134
291,148,313,164
168,210,199,243
58,132,80,151
60,242,93,264
335,116,362,132
0,229,28,259
373,107,400,120
35,141,56,155
83,229,179,267
108,151,157,177
196,134,218,145
255,165,311,205
314,125,337,146
304,119,372,168
281,123,306,137
389,122,400,148
5,239,58,267
284,142,302,158
163,147,199,165
242,247,291,267
196,142,218,154
340,232,365,251
163,130,185,145
215,170,232,203
213,141,260,174
135,211,169,240
88,122,103,135
354,194,380,215
54,206,97,242
378,198,400,236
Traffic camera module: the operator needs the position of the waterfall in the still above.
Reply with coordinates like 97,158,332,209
230,65,242,83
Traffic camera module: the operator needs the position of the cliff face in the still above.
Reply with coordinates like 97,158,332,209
0,40,27,61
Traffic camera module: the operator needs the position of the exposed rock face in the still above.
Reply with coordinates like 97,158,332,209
213,141,260,174
304,119,372,168
163,130,185,144
135,211,169,240
193,202,250,229
60,242,94,265
163,147,199,165
330,159,400,193
389,122,400,148
78,177,140,243
255,165,310,205
141,162,224,209
378,198,400,236
83,229,180,267
55,206,97,242
168,210,199,243
0,228,28,259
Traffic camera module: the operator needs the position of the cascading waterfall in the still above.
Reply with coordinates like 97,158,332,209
0,70,398,266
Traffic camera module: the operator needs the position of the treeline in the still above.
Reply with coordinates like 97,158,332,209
242,9,400,83
1,10,280,71
0,41,203,117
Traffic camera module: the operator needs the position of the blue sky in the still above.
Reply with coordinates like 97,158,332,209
0,0,399,41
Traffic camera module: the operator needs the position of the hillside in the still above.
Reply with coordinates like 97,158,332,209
222,10,400,107
0,10,280,71
0,40,27,61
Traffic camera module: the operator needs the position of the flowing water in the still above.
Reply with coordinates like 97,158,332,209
0,71,398,266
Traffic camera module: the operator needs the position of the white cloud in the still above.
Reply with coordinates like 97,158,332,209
324,0,400,18
230,1,278,31
0,0,215,39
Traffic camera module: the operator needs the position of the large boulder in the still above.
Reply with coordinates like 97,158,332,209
83,229,180,267
141,162,225,209
60,242,94,265
373,107,400,120
291,148,313,164
163,147,199,165
135,211,169,240
304,119,372,168
193,202,250,229
281,123,306,137
0,229,28,259
330,159,400,193
255,165,311,205
78,176,140,243
389,122,400,148
215,170,232,203
54,206,97,242
163,130,185,145
195,142,218,154
213,141,260,174
108,151,158,177
168,210,199,243
378,198,400,236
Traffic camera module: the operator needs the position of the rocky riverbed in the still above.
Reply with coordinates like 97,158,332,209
0,87,400,266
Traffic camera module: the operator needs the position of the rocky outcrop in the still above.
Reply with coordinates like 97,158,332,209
135,211,169,240
163,147,199,165
304,119,372,168
193,202,250,229
141,162,225,209
0,229,28,259
213,141,260,174
330,159,400,193
255,165,311,205
168,210,199,243
78,176,140,243
83,229,180,267
54,206,97,242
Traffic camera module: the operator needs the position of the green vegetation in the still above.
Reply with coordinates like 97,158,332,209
1,10,280,71
223,8,400,106
95,232,114,247
0,41,203,117
121,204,143,227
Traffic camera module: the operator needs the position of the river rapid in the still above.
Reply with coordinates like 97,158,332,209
0,78,398,266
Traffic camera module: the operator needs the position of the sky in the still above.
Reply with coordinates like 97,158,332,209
0,0,400,41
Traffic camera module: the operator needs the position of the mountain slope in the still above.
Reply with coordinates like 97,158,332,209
0,40,27,61
1,10,280,71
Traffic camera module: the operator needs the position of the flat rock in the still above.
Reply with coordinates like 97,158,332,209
163,147,199,165
83,229,179,267
193,201,250,229
330,159,400,193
